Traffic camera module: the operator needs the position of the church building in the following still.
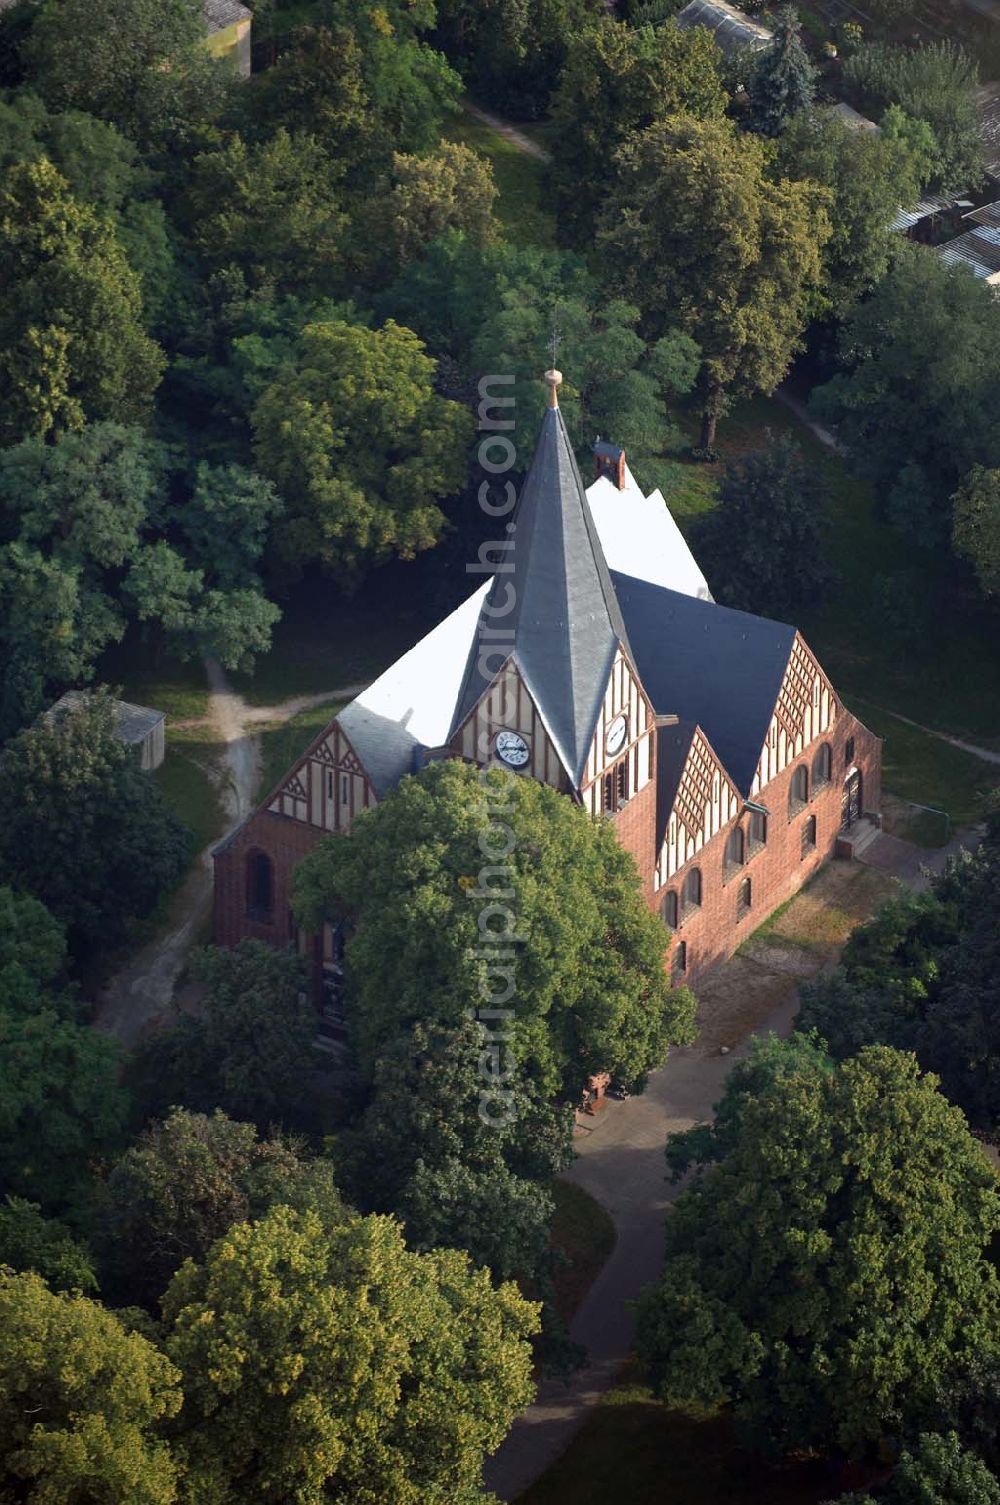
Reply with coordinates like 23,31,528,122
214,371,881,1014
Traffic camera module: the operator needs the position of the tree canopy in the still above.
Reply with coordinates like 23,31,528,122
0,1268,181,1504
745,8,817,138
164,1204,540,1504
637,1042,1000,1455
600,114,830,449
294,759,696,1097
252,318,473,583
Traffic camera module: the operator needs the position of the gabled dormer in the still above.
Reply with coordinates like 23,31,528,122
449,370,647,798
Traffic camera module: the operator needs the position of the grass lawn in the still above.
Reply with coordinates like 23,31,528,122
658,395,1000,822
443,108,556,249
519,1378,879,1505
155,745,226,852
257,702,344,800
548,1180,616,1328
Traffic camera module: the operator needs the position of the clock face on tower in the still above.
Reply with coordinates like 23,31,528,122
605,714,628,757
494,729,530,768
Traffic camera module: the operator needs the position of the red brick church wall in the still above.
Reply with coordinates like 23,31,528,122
656,711,881,985
213,808,325,952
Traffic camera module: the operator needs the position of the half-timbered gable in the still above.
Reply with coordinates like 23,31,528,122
451,656,568,790
267,718,376,832
750,634,837,796
580,647,656,819
654,723,741,887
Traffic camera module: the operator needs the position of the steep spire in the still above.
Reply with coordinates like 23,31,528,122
451,379,632,788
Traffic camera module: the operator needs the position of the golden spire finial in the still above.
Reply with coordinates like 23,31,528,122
543,368,562,409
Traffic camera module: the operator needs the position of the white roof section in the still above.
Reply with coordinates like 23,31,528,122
337,580,489,796
585,464,714,603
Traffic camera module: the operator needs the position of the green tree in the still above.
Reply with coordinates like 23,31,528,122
549,16,726,244
813,245,1000,546
434,0,605,119
746,7,817,137
844,43,983,193
636,1043,1000,1455
0,884,67,1014
183,129,347,297
123,541,281,672
0,690,189,957
26,0,208,139
831,1432,1000,1504
104,1108,343,1306
0,1268,180,1504
248,26,376,177
0,1196,97,1292
777,108,919,312
174,463,281,589
0,160,163,444
164,1205,539,1504
131,942,316,1128
0,1007,129,1212
294,760,697,1098
952,466,1000,598
373,141,499,270
696,431,833,615
252,318,473,583
882,103,943,193
600,115,830,449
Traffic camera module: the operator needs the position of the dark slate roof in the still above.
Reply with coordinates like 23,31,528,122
451,404,632,788
655,718,698,847
594,439,624,461
47,690,165,745
610,572,796,796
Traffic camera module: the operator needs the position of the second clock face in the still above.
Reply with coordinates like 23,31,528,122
495,729,530,768
605,714,628,756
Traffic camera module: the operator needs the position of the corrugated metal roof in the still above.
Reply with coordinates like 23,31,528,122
675,0,773,55
964,199,1000,228
936,225,1000,277
202,0,252,29
889,194,962,233
47,691,165,744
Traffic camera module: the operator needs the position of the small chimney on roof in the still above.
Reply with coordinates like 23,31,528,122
593,436,626,491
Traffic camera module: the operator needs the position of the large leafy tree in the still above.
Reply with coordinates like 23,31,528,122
813,245,1000,548
0,884,67,1014
0,1006,129,1213
832,1432,1000,1505
0,690,189,958
248,25,376,176
745,7,816,138
164,1204,539,1504
130,941,316,1129
434,0,605,119
183,130,347,298
104,1108,343,1307
600,115,830,449
636,1043,1000,1455
549,16,726,244
777,108,919,313
0,1269,180,1504
252,318,473,583
696,431,834,617
372,141,499,271
844,42,983,194
0,160,163,445
294,760,697,1097
25,0,211,140
337,1018,571,1282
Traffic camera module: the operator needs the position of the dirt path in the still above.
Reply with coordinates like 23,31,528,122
95,665,367,1046
865,703,1000,767
462,100,551,161
775,385,844,454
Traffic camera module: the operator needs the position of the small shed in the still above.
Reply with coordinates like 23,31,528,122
203,0,252,77
47,691,167,771
674,0,773,56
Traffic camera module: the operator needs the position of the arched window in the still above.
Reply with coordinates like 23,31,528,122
662,891,679,929
812,743,832,790
672,939,687,977
680,867,702,919
789,765,808,817
748,809,767,856
737,876,752,920
801,814,817,858
246,850,274,919
724,826,745,882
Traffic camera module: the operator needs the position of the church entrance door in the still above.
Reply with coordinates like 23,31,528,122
841,769,862,830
